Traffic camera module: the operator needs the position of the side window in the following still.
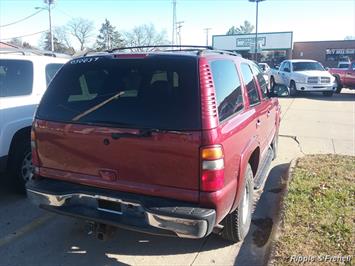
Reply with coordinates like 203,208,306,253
279,62,285,71
0,60,33,97
283,62,290,72
46,63,64,86
250,63,268,99
351,62,355,70
240,63,261,106
210,60,244,121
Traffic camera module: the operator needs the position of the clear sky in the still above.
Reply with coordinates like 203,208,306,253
0,0,354,50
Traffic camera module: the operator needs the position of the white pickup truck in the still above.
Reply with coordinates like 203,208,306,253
0,49,68,191
269,59,337,97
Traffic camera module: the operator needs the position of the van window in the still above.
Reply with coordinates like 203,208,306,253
0,59,33,97
37,56,201,130
210,60,243,121
240,63,260,106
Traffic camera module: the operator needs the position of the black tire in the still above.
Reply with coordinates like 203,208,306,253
289,81,297,97
8,138,32,192
272,132,279,160
323,91,333,97
221,164,254,243
334,76,342,93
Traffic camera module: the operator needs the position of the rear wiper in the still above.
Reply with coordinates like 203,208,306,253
71,91,125,122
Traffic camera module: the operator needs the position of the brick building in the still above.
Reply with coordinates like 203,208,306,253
293,40,355,68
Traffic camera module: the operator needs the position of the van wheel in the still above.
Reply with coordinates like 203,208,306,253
221,164,254,243
8,139,33,192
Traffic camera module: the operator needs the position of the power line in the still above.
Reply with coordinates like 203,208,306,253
0,30,48,41
0,10,43,28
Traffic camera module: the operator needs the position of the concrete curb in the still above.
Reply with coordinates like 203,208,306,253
265,158,299,266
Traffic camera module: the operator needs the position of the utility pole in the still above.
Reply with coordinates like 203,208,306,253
176,21,184,46
204,28,211,46
36,0,54,52
172,0,177,45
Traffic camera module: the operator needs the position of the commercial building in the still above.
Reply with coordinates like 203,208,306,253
212,32,355,68
292,40,355,68
212,32,293,67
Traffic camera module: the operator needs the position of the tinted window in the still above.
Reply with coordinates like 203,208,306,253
37,56,200,130
251,63,268,98
240,63,260,106
0,59,33,97
46,63,64,85
210,60,243,121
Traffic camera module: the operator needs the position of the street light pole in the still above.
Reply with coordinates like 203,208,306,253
204,28,211,46
249,0,265,62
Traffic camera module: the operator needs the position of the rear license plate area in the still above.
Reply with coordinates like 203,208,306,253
97,199,122,214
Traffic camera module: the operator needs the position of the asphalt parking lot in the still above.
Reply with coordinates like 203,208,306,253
0,89,354,266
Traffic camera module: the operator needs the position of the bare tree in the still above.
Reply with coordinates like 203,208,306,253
227,20,254,35
67,18,94,51
124,24,168,51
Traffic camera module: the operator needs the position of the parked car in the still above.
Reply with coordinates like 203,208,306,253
328,61,355,93
337,61,350,69
26,46,281,243
269,59,337,97
258,62,271,74
0,49,68,190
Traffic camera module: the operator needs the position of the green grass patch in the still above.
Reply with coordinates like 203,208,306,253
273,155,355,265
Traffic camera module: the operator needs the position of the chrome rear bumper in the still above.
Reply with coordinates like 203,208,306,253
27,179,215,239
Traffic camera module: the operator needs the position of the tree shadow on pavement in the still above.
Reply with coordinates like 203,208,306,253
234,163,289,266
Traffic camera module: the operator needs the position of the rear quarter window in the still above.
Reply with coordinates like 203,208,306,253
240,63,261,106
210,60,244,121
0,59,33,97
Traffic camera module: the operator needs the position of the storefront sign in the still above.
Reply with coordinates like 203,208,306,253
212,31,293,51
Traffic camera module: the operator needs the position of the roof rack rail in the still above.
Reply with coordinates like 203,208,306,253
106,45,213,53
0,47,71,58
199,49,241,57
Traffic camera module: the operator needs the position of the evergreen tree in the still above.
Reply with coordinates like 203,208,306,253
96,19,124,51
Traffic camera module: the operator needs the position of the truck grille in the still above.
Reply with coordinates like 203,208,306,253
320,77,330,84
307,77,318,84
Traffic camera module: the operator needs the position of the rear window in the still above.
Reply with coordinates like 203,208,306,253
37,56,201,130
45,63,64,85
0,59,33,97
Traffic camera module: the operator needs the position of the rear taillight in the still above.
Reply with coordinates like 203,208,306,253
200,145,224,192
31,125,40,169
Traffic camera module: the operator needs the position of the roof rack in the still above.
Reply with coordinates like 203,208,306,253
106,45,213,53
0,47,71,58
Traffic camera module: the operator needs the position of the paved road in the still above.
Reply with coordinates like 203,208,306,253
0,89,353,266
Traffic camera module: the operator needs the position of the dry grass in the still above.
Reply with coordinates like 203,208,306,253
272,155,355,265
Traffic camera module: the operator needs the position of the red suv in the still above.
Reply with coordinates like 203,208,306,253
27,46,281,242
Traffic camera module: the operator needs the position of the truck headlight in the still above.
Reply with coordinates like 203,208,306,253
294,76,306,83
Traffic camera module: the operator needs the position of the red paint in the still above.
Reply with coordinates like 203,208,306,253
329,61,355,89
33,52,281,227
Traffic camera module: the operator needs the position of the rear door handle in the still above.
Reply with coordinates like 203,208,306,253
256,119,261,127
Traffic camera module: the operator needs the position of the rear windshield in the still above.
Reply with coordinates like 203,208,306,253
36,56,201,130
